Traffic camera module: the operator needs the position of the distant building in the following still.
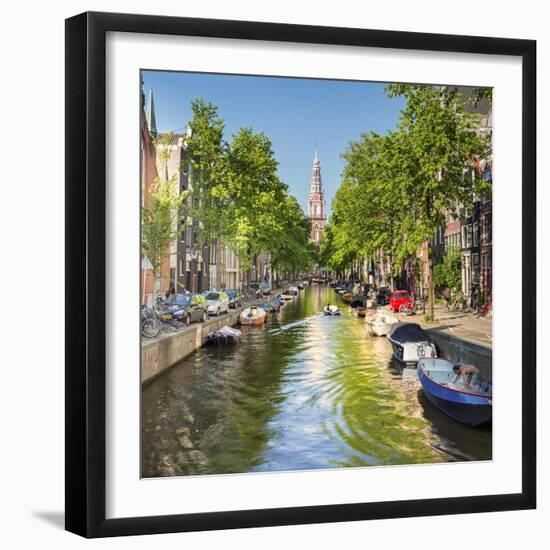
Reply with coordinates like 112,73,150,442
457,87,492,302
307,151,326,244
140,86,170,305
149,89,242,294
154,130,212,294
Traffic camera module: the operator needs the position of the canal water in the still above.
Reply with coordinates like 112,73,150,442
142,285,492,478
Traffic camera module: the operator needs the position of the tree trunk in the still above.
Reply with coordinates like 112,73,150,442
142,267,147,305
426,243,434,320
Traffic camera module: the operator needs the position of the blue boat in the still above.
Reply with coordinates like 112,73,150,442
417,358,492,427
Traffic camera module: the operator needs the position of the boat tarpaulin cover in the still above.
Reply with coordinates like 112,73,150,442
388,322,432,343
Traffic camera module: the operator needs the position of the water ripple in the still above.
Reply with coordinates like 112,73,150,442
142,286,492,477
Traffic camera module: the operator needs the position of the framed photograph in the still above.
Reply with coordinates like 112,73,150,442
65,11,536,538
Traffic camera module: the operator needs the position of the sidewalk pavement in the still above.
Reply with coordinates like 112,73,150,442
416,303,492,348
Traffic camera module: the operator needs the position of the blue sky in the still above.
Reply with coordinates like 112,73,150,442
142,71,405,217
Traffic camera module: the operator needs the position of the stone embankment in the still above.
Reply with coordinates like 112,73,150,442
418,305,493,382
142,307,244,384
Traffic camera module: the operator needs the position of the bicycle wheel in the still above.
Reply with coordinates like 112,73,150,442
142,318,161,338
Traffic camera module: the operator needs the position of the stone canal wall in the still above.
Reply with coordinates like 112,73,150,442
142,309,242,384
427,328,492,382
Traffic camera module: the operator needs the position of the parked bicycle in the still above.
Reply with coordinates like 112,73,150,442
398,299,426,316
141,305,162,338
141,303,187,338
480,298,492,317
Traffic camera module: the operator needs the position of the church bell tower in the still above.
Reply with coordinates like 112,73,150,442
308,151,326,244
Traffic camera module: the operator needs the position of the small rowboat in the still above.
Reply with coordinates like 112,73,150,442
342,292,354,303
281,288,298,300
418,358,492,426
239,306,267,326
324,305,341,316
366,310,399,336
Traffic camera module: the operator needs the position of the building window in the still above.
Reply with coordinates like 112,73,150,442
484,214,492,244
473,222,479,247
468,225,473,248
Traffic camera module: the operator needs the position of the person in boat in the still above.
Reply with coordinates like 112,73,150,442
453,364,480,390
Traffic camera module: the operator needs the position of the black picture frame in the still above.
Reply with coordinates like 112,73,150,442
65,11,536,538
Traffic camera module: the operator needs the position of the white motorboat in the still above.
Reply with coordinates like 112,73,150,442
324,305,341,316
365,309,398,336
387,322,438,365
282,287,299,299
239,306,267,326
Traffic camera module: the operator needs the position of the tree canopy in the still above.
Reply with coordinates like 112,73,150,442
184,99,315,275
325,85,491,318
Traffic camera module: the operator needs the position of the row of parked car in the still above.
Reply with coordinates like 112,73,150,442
159,289,244,326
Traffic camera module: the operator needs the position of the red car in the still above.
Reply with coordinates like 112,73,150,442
390,290,413,313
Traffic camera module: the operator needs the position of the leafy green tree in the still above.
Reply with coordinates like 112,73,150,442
326,85,489,318
226,127,287,271
141,175,186,302
185,99,231,244
183,101,315,284
383,85,489,318
335,131,407,286
270,196,316,276
471,87,493,107
433,246,462,293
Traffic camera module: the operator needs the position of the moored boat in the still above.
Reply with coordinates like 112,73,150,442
356,307,368,317
417,357,492,426
205,325,242,345
350,297,366,309
387,322,437,365
342,292,354,303
365,309,398,336
239,306,267,326
261,299,281,313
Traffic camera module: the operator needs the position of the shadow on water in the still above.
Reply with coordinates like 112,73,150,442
142,285,492,477
416,389,492,461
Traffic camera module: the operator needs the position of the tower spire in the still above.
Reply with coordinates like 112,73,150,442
307,151,326,245
146,88,157,137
